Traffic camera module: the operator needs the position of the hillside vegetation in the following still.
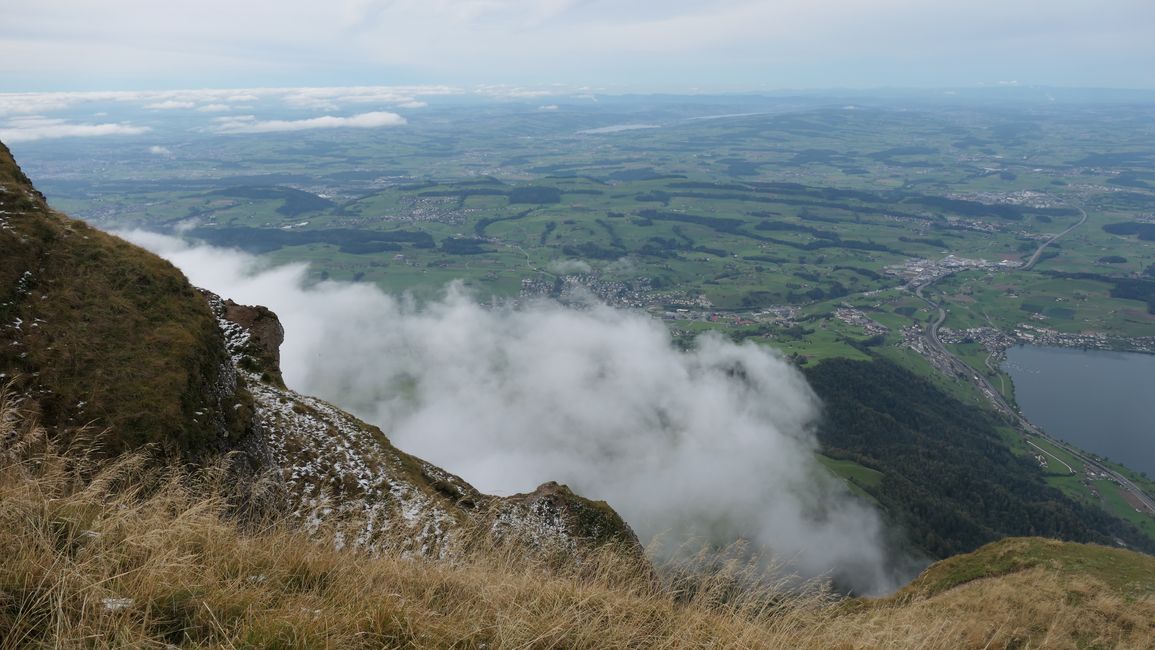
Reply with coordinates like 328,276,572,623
806,357,1155,556
2,392,1154,649
0,142,250,459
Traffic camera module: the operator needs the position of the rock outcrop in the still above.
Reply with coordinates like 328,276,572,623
207,290,641,557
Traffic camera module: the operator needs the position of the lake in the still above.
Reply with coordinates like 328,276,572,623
1002,345,1155,477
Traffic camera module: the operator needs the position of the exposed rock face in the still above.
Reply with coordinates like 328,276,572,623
497,482,640,550
221,300,284,365
218,298,286,386
204,291,642,559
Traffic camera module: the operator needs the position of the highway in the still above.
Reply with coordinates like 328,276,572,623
910,206,1155,517
1021,207,1088,271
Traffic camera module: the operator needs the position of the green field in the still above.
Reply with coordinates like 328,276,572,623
816,454,884,504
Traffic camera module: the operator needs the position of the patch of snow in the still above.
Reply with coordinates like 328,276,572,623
102,597,134,611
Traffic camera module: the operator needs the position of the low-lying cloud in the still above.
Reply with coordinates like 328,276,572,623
211,111,406,134
546,258,592,274
0,86,461,118
126,231,906,594
144,100,196,110
0,116,150,142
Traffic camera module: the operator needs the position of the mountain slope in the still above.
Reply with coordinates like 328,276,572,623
806,356,1155,556
0,139,638,558
0,141,253,459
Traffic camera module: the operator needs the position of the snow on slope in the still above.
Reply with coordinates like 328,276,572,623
206,291,639,559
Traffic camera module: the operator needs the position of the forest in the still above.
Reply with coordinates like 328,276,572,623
804,357,1154,558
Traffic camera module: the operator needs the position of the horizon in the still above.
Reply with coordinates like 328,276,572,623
4,82,1153,147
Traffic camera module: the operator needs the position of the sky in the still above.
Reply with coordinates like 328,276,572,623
4,0,1155,92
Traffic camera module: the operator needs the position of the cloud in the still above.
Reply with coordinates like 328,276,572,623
0,116,150,143
547,259,591,274
124,230,910,594
144,100,196,110
147,145,172,155
0,87,455,122
278,85,460,111
0,93,79,116
210,111,406,133
476,85,556,99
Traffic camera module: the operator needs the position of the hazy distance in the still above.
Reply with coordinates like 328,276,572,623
4,0,1155,91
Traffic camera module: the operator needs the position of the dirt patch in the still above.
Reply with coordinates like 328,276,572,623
1122,309,1155,323
1121,490,1155,515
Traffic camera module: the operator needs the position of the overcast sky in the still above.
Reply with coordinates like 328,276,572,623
3,0,1154,92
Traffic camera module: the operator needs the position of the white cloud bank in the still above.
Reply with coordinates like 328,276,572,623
0,116,150,143
144,100,196,110
0,86,456,119
124,231,909,594
210,111,406,133
547,259,592,274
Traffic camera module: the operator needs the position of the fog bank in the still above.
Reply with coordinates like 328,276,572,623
126,231,904,593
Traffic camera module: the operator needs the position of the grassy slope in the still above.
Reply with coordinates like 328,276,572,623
2,396,1152,650
898,536,1155,599
0,141,248,458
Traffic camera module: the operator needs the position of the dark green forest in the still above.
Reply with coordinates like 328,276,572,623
805,357,1154,558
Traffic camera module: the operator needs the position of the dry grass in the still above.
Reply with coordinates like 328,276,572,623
1,388,1153,649
1,150,248,459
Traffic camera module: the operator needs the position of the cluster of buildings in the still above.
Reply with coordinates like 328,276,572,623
1013,324,1155,354
946,190,1065,209
648,292,715,311
898,324,954,375
832,306,889,336
390,195,470,225
937,326,1016,353
519,274,654,308
941,216,1004,234
886,255,1014,285
656,305,799,326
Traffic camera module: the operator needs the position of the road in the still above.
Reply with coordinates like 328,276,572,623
1025,439,1075,474
1021,207,1088,271
910,205,1155,516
